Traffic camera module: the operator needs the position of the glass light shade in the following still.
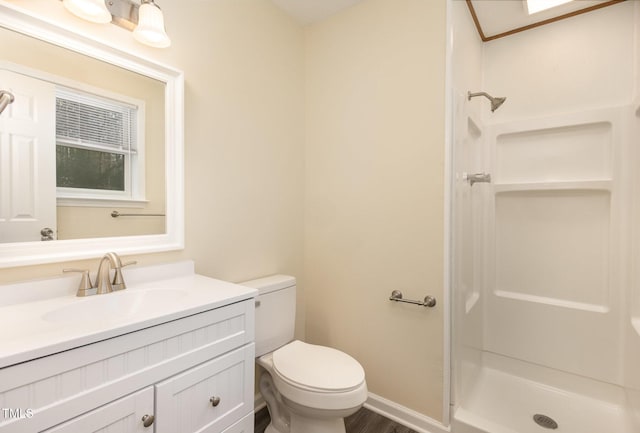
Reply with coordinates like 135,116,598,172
133,2,171,48
63,0,112,24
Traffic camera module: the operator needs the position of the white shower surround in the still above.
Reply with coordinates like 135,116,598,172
450,1,640,432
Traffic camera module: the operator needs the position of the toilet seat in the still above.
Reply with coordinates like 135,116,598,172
264,340,368,411
273,340,365,392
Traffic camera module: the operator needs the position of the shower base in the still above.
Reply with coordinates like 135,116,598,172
452,353,636,433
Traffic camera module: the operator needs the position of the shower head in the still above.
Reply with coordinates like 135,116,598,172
490,96,506,112
0,91,15,116
468,91,506,112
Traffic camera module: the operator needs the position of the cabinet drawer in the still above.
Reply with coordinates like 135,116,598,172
43,387,154,433
155,344,254,433
222,412,254,433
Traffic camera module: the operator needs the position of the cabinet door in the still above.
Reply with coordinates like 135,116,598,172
222,413,253,433
43,387,154,433
155,344,254,433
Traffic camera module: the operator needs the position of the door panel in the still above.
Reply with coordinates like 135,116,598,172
0,69,56,242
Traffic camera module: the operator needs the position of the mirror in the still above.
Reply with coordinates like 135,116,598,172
0,26,166,242
0,4,184,267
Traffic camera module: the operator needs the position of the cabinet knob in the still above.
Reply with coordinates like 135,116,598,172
142,414,155,427
209,396,221,407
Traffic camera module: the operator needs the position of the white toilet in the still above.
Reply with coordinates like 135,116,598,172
242,275,367,433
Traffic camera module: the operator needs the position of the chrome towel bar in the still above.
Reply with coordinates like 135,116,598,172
389,290,436,308
111,210,166,218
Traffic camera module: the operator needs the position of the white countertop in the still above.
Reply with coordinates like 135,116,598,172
0,261,257,368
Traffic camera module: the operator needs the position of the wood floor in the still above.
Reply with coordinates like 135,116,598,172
254,406,418,433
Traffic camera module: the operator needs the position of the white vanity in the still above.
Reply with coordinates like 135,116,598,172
0,261,256,433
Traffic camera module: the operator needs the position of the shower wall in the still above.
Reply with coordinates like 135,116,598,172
629,2,640,420
481,0,637,386
452,0,640,424
450,0,483,408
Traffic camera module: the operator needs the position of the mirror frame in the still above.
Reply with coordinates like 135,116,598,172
0,3,184,267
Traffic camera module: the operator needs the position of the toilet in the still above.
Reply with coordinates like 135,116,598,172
242,275,367,433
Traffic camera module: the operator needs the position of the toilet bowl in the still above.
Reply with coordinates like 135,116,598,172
241,275,368,433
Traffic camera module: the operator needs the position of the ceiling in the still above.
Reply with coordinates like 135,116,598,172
270,0,625,38
468,0,625,41
270,0,365,25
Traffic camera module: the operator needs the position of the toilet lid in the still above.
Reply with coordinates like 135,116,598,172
272,340,365,392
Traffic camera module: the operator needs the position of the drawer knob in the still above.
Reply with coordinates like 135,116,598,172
210,396,221,407
142,414,155,427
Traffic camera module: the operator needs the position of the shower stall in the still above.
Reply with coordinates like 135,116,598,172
449,1,640,432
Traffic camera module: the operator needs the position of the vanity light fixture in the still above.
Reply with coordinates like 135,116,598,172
63,0,112,24
61,0,171,48
132,0,171,48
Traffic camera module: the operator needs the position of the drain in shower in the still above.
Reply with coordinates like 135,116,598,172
533,414,558,430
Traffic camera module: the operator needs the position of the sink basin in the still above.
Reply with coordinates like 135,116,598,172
0,261,259,369
42,289,188,324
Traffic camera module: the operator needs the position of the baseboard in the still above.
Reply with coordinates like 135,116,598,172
365,392,451,433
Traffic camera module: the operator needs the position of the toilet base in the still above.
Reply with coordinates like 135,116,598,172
260,369,359,433
264,414,346,433
290,413,346,433
265,424,283,433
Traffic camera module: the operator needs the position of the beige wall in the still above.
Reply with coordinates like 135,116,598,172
304,0,446,420
0,0,448,422
0,0,306,334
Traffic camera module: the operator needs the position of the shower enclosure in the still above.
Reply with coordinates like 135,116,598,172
449,1,640,432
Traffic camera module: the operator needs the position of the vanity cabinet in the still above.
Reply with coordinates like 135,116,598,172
0,299,255,433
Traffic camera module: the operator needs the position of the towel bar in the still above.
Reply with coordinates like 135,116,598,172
389,290,436,308
111,211,165,218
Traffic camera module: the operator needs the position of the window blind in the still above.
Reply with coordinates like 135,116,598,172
56,87,137,152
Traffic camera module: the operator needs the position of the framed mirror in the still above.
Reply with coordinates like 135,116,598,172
0,3,184,267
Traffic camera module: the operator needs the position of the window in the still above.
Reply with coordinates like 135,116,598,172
525,0,574,15
55,87,145,204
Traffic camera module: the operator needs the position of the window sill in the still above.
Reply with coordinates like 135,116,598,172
57,197,149,208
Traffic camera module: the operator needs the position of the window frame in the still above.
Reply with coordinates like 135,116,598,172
54,85,146,207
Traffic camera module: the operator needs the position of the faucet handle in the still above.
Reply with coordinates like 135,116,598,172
111,260,137,291
63,269,96,297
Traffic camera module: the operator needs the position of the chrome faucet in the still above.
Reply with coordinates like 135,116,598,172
64,252,136,297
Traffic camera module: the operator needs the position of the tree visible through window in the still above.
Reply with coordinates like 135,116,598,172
56,145,125,191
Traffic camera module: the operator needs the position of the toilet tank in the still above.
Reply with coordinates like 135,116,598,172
241,275,296,357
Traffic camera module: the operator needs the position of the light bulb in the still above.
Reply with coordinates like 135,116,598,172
63,0,112,24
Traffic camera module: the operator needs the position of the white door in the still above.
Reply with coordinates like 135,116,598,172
0,69,56,242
